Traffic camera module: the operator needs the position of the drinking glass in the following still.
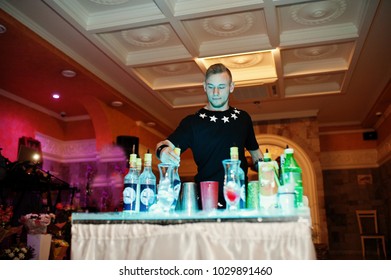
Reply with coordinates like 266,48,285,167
222,159,241,211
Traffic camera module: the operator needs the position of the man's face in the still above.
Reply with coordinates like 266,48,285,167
203,72,234,110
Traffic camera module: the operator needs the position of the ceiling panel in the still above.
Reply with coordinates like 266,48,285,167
0,0,389,132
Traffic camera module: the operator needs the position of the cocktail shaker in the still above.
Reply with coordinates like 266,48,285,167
178,182,198,215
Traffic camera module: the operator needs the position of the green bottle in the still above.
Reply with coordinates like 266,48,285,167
282,148,303,208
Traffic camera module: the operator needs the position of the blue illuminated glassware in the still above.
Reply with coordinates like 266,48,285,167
222,159,241,211
156,163,175,212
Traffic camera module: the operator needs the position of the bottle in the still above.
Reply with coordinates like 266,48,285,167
258,148,279,209
123,153,138,212
279,145,289,186
135,157,142,211
138,151,157,212
263,148,279,174
282,148,303,208
171,147,181,211
230,146,246,209
136,157,142,174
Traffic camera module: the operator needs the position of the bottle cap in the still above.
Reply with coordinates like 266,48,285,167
174,147,181,156
136,158,142,170
264,148,271,160
129,153,137,162
144,153,152,162
285,148,294,154
230,146,239,159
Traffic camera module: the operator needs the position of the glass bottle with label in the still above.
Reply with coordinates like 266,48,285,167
138,152,156,212
230,146,246,209
123,153,138,212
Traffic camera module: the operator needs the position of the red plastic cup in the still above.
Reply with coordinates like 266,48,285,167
200,181,219,211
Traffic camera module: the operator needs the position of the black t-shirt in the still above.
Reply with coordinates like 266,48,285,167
167,106,259,208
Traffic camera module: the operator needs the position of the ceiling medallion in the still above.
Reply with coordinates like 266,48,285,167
89,0,129,5
121,25,170,47
203,12,254,37
152,63,192,75
294,45,338,60
293,75,331,84
290,0,347,25
221,53,264,68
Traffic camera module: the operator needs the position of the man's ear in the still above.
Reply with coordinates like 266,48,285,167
203,82,207,92
230,82,235,93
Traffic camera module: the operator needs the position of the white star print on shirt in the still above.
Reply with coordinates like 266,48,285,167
198,108,241,123
210,115,217,122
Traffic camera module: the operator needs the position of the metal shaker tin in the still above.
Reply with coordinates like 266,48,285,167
178,182,199,215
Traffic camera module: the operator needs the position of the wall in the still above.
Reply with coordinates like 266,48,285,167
320,107,391,258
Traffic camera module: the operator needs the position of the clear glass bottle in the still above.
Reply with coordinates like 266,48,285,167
123,153,138,212
230,146,246,209
282,148,303,208
138,152,156,212
171,147,181,211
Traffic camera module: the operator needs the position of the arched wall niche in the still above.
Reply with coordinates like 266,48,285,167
255,133,324,244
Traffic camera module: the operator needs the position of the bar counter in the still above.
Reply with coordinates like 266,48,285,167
71,208,316,260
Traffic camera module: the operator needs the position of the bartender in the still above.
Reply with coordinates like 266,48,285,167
155,63,263,208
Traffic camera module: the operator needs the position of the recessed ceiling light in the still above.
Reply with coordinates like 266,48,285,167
52,93,60,99
146,122,156,127
0,24,6,34
61,69,77,78
111,101,123,107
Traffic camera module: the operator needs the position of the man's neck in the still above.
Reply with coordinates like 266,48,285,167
204,104,229,111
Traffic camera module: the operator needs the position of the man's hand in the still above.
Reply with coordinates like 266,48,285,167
156,140,180,165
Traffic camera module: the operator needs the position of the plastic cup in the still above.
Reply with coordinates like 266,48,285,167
200,181,219,211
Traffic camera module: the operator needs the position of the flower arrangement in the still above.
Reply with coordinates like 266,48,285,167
19,213,55,234
0,244,34,260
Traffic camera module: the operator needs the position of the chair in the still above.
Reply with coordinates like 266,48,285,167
355,210,387,259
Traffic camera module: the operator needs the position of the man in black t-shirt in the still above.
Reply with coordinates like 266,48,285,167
156,63,263,208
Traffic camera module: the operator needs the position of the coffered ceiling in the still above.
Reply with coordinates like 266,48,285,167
0,0,390,135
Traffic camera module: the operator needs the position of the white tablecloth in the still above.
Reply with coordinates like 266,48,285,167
71,221,316,260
